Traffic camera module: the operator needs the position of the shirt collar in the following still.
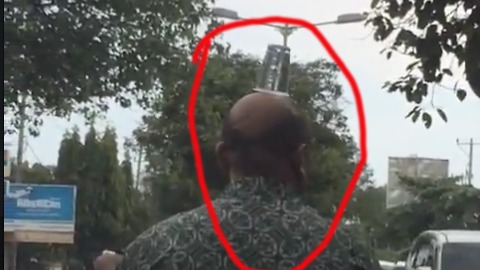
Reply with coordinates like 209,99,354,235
220,176,298,199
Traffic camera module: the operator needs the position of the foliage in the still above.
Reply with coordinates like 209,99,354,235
368,0,480,127
14,126,149,269
346,175,479,261
11,162,54,184
375,176,480,259
121,150,135,188
4,0,212,132
136,46,362,219
347,183,387,240
53,126,149,269
55,126,84,184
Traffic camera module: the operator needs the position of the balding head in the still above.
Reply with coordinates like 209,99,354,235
226,92,300,137
216,92,309,186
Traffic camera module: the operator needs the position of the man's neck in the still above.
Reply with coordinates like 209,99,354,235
224,175,299,199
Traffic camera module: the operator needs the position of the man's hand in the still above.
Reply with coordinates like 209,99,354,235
93,251,123,270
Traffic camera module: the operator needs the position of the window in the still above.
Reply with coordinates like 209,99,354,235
441,243,480,270
413,245,434,268
407,249,418,268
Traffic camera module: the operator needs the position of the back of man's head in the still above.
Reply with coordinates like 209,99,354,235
216,92,309,186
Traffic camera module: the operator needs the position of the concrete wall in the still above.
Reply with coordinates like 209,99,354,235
386,156,449,209
5,231,74,244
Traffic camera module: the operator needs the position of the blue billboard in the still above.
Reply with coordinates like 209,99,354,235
4,180,76,232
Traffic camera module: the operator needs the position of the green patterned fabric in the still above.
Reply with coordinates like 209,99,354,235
119,177,381,270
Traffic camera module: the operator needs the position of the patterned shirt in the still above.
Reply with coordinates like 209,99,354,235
118,177,381,270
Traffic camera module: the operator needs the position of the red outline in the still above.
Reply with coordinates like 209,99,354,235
187,16,367,270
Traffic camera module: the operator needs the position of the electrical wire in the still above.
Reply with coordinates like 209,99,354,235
26,141,42,165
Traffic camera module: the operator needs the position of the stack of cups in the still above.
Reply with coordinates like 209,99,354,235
254,44,291,97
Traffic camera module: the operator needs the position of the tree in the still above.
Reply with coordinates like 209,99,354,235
67,126,104,268
55,126,84,185
136,45,362,219
55,126,141,269
24,163,54,183
121,150,134,188
14,126,150,269
4,0,212,129
342,167,389,253
375,176,479,259
11,161,54,184
120,148,152,240
368,0,480,127
348,185,387,241
40,126,152,269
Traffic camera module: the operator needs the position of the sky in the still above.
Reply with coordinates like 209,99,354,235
4,0,480,187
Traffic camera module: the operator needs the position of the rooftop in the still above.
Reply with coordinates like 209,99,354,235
422,230,480,244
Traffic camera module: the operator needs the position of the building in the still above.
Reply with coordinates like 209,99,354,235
386,156,449,209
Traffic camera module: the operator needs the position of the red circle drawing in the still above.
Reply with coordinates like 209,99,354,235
187,16,368,270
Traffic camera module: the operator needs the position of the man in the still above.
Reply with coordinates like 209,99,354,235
95,92,380,269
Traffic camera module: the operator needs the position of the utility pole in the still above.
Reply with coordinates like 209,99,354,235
15,95,27,183
135,145,143,190
457,138,480,186
6,95,27,270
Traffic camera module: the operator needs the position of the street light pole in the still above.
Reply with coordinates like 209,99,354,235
277,24,293,46
211,8,368,46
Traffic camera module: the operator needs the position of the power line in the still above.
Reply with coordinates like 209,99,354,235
26,141,42,164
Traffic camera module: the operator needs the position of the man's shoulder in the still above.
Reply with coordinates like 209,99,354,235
126,202,218,246
120,200,229,269
144,197,231,228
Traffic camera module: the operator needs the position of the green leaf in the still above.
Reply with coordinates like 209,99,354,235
396,29,417,47
405,106,420,118
436,108,447,122
412,110,421,122
4,0,211,135
411,90,423,104
406,61,420,71
456,89,467,101
368,0,479,124
422,112,432,128
399,0,413,17
416,81,428,96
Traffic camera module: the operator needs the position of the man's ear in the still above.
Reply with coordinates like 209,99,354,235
215,141,229,174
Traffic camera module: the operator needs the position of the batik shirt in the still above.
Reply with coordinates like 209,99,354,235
118,177,381,270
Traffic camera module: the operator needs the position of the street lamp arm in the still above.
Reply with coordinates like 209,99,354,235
263,23,285,29
211,7,368,46
212,7,367,30
313,20,338,26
